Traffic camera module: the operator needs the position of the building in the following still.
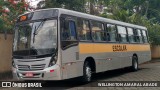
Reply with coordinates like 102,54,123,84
25,0,45,11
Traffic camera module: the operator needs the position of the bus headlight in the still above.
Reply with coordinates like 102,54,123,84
48,56,57,67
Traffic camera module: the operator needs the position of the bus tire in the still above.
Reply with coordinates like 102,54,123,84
131,56,138,71
82,61,92,83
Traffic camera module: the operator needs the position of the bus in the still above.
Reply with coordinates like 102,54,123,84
12,8,151,82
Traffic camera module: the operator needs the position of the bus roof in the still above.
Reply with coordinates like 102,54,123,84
20,8,147,30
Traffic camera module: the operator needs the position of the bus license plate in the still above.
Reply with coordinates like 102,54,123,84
25,73,33,77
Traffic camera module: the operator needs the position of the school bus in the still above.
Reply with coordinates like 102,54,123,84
12,8,151,82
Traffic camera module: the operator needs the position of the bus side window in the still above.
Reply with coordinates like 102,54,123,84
61,18,77,49
62,20,76,40
142,30,148,43
133,29,143,43
106,24,117,42
77,18,91,41
127,27,135,43
117,26,128,43
62,21,70,40
69,21,77,40
91,21,105,42
138,29,143,43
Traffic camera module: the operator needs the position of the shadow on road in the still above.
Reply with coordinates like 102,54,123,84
92,67,149,81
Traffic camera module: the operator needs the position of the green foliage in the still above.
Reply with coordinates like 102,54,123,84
45,0,60,8
45,0,84,12
0,1,26,33
0,18,4,32
148,23,160,45
99,0,160,45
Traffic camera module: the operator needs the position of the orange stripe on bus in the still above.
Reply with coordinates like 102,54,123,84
79,43,150,54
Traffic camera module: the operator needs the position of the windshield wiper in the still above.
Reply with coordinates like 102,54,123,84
33,19,46,43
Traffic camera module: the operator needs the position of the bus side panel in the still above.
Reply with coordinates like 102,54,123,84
61,46,84,79
78,52,131,72
61,43,151,80
79,43,151,73
79,43,104,73
79,43,122,73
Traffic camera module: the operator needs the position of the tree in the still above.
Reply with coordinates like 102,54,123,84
45,0,84,12
99,0,160,45
0,0,28,33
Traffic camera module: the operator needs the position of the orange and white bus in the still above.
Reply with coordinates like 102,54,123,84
12,8,151,82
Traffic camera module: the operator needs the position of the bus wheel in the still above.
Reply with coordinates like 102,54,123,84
82,61,92,83
131,56,138,71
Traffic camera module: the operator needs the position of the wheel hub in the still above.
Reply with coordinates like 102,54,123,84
86,66,91,80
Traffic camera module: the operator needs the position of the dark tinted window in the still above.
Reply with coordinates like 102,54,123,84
61,17,78,49
62,21,77,40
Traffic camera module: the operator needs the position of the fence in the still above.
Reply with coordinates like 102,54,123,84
151,45,160,59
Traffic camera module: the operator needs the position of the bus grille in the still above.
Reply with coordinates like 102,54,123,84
17,64,46,71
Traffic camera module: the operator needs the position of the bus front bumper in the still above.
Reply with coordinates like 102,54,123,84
12,65,61,80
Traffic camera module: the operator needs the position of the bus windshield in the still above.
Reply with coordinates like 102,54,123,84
13,19,57,58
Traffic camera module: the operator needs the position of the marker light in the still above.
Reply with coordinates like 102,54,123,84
20,16,27,21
